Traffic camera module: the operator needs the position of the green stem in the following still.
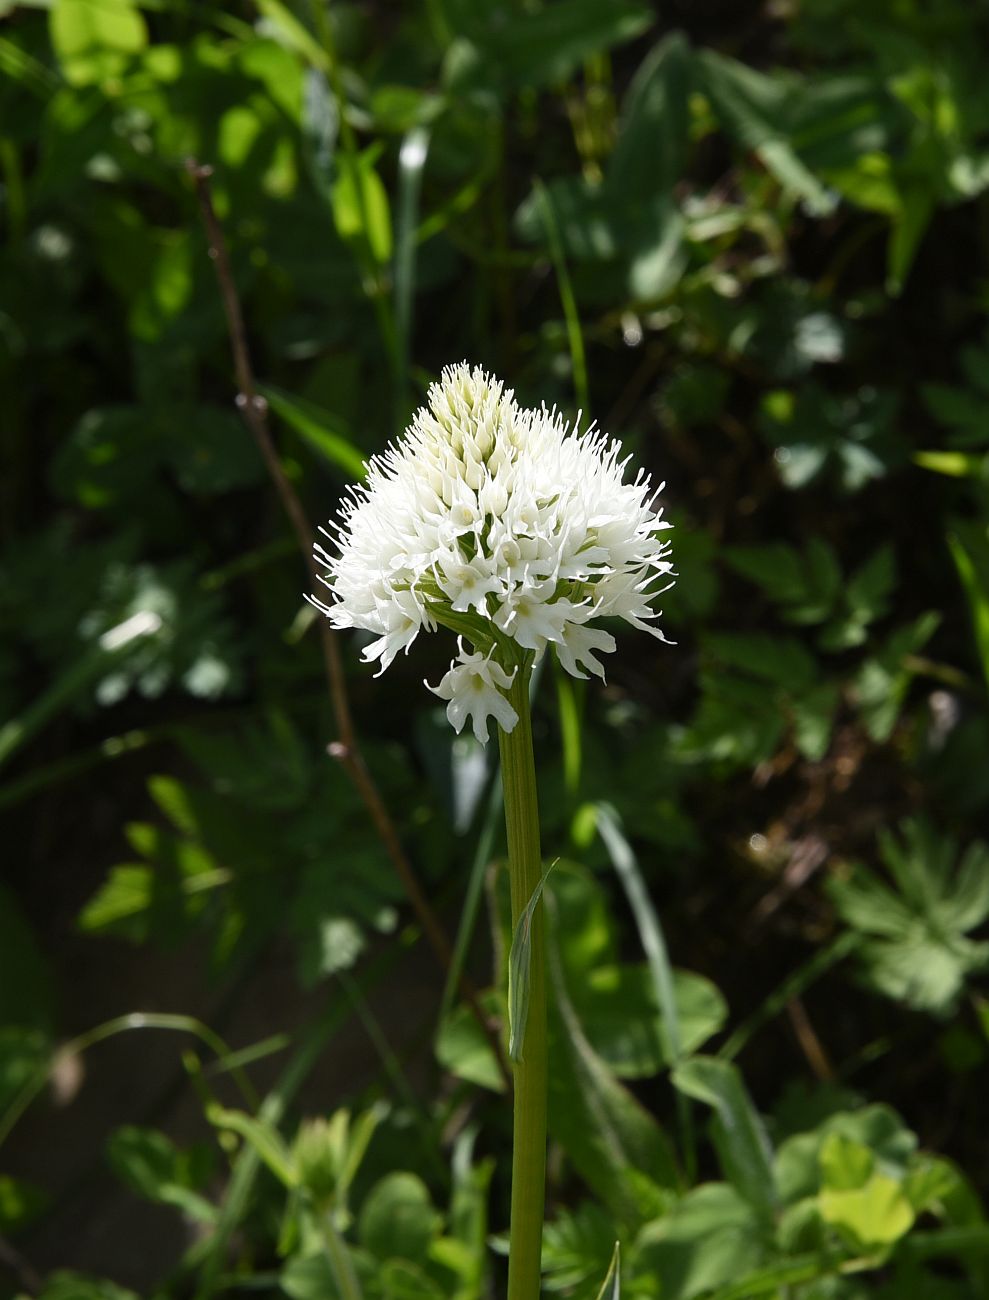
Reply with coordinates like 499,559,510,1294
498,665,548,1300
317,1205,363,1300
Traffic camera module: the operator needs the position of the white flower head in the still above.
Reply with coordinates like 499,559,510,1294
309,363,674,742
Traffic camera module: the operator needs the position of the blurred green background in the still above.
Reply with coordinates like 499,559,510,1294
4,1,989,1297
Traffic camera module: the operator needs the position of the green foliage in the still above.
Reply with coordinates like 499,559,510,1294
106,1125,218,1224
830,819,989,1014
5,0,989,1296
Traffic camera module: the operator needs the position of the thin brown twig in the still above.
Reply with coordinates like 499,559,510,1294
786,996,835,1082
0,1232,42,1296
186,159,511,1092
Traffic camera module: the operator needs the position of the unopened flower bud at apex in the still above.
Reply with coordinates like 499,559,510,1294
308,362,674,743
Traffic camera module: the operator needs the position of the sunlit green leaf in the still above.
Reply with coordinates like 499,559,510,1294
50,0,147,87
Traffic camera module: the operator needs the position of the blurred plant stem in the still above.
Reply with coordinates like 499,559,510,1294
318,1209,363,1300
186,160,511,1091
0,1012,258,1151
499,665,548,1300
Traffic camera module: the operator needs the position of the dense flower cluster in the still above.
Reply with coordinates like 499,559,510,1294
309,363,673,742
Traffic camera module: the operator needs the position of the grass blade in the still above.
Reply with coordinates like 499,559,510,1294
596,802,695,1177
672,1055,776,1219
594,1242,621,1300
394,125,431,411
260,384,367,480
719,932,859,1062
595,804,681,1058
533,176,589,415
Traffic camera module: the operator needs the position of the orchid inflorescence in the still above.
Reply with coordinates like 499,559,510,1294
309,363,674,742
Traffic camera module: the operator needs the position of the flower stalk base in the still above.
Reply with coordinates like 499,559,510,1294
498,664,548,1300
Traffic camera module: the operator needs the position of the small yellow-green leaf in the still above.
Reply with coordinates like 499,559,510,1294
206,1104,298,1190
818,1132,874,1192
819,1171,915,1248
914,450,985,478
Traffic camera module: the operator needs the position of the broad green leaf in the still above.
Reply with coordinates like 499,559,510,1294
636,1183,768,1300
626,198,685,301
50,0,147,87
254,0,328,71
443,0,652,93
697,51,834,215
378,1259,445,1298
436,999,506,1093
359,1172,441,1264
546,896,680,1223
577,966,727,1078
546,862,726,1074
610,33,691,199
54,404,264,505
281,1250,376,1300
703,633,817,693
672,1056,777,1218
